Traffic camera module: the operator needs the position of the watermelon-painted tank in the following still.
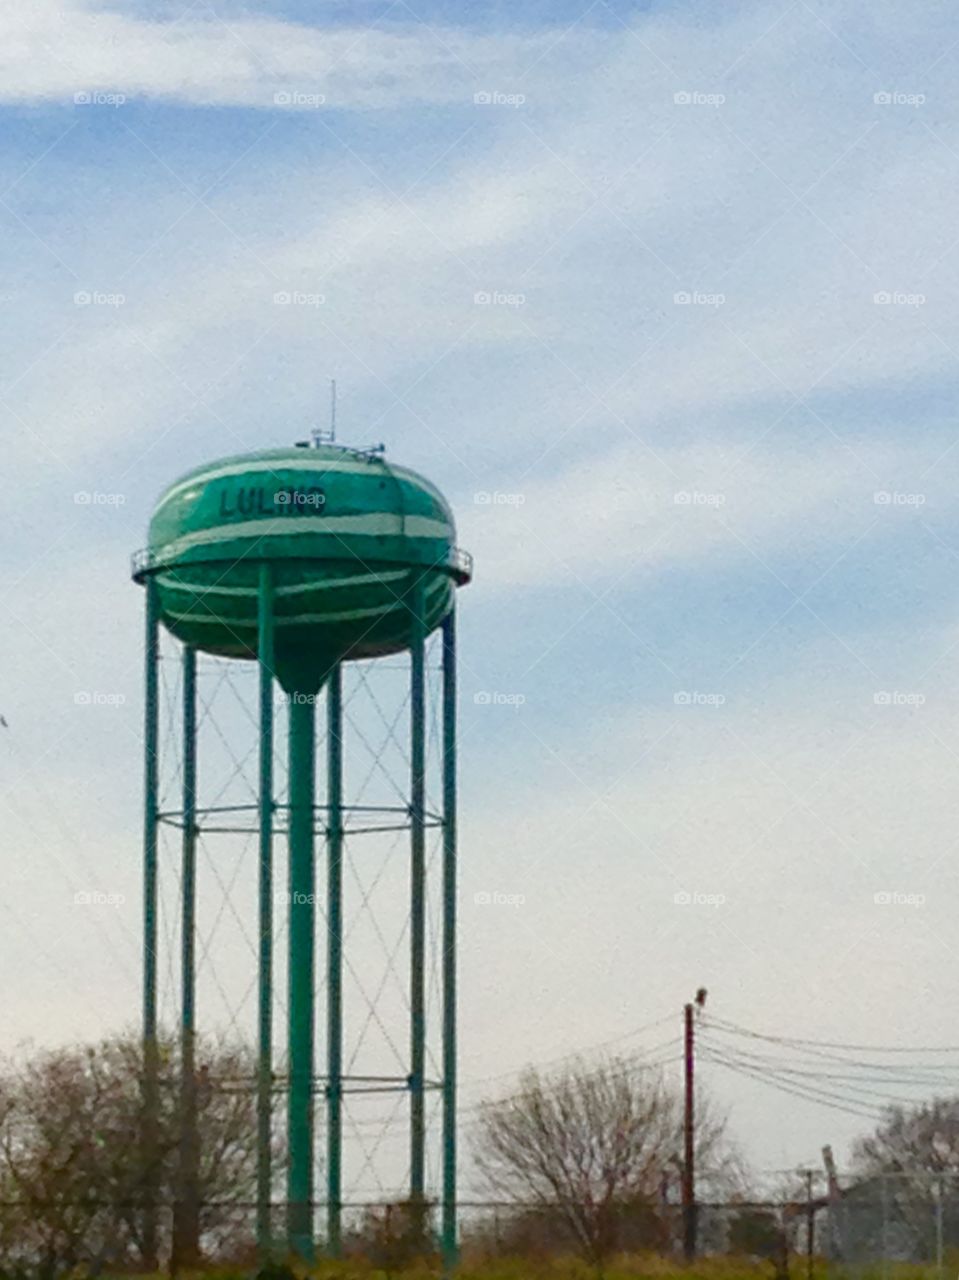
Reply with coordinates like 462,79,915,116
132,444,471,688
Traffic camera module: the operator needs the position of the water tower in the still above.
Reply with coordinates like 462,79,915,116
132,439,470,1265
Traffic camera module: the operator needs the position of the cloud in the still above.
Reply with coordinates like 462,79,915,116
5,0,959,1177
458,436,958,596
6,0,959,493
0,0,604,109
458,616,959,1162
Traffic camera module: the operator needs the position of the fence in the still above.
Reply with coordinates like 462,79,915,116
0,1180,955,1275
0,1194,815,1274
822,1173,959,1280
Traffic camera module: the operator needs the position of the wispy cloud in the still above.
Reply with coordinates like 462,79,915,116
4,0,959,1175
0,0,605,108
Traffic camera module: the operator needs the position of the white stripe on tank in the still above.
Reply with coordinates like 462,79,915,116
155,457,453,521
154,457,395,513
156,568,410,598
163,577,448,628
154,512,451,560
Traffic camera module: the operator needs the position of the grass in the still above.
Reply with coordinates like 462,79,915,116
102,1256,954,1280
97,1251,959,1280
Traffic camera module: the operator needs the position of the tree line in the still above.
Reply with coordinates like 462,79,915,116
0,1032,952,1274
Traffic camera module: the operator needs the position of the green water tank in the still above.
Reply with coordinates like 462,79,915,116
132,444,471,688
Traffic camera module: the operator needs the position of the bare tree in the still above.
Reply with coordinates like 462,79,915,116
851,1099,959,1253
347,1200,436,1275
0,1032,261,1272
854,1098,959,1177
474,1056,742,1270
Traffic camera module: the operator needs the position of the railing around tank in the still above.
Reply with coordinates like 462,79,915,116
131,547,152,580
133,544,473,583
449,546,473,582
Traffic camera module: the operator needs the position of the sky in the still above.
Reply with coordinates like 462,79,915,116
4,0,959,1201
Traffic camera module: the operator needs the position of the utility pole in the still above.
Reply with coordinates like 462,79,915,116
803,1168,815,1280
682,988,707,1261
822,1144,841,1260
683,1001,695,1260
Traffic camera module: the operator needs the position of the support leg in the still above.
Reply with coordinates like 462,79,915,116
441,609,458,1273
174,645,200,1266
256,566,275,1257
326,663,344,1256
409,578,427,1209
287,691,317,1260
141,578,160,1271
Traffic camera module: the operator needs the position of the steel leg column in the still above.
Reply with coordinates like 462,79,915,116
441,609,458,1272
175,645,200,1266
287,690,316,1259
409,578,427,1207
256,566,275,1257
326,663,344,1256
141,577,160,1271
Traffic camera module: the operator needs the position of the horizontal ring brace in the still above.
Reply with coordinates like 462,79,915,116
190,1073,445,1087
157,819,445,837
214,1079,447,1096
158,802,444,818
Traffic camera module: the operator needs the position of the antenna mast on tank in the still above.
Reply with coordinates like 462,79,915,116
312,379,337,448
307,380,387,460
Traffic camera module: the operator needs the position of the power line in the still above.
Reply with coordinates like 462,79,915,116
457,1039,683,1121
699,1028,959,1097
700,1046,885,1123
701,1041,906,1116
706,1014,959,1057
702,1044,887,1116
459,1012,676,1090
